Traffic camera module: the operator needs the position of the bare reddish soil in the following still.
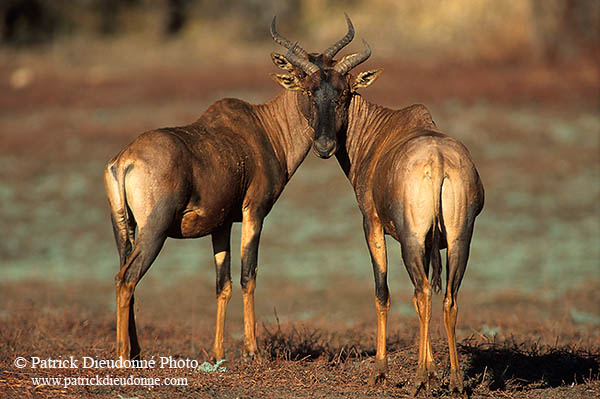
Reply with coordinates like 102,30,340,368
1,278,599,398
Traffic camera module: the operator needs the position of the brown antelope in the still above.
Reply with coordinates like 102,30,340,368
336,98,483,394
103,21,358,362
272,17,484,394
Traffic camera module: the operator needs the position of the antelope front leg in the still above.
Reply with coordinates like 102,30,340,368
211,224,232,361
364,217,390,385
240,209,264,359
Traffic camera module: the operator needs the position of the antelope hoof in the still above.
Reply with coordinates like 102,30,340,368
412,368,439,396
242,346,261,361
449,370,464,395
368,371,386,386
368,357,388,386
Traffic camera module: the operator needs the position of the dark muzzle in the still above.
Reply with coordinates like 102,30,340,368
313,136,337,159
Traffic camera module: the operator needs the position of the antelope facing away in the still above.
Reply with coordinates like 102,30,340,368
103,23,358,362
272,17,484,394
337,98,483,394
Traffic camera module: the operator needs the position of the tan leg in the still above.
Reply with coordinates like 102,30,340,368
443,294,463,393
211,225,232,361
240,210,263,358
113,229,166,362
412,283,437,395
424,310,435,374
442,233,473,394
116,280,135,361
364,217,389,385
242,279,257,356
213,281,232,360
115,262,141,360
412,295,425,370
370,296,389,385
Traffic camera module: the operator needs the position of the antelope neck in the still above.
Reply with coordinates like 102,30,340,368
343,95,395,186
257,90,313,179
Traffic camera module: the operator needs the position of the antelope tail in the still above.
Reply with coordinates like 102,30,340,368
428,157,444,293
105,159,136,272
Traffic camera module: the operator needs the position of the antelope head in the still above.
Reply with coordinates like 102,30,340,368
270,14,382,158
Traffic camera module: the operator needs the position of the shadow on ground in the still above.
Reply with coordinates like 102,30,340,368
257,322,600,397
462,338,600,392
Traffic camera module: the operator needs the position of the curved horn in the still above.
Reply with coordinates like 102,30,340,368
333,39,371,75
271,16,308,58
286,43,319,76
323,13,355,58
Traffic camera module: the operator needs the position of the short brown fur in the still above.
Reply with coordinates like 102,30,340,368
272,16,484,394
104,78,315,362
104,15,367,364
338,96,484,394
277,18,485,393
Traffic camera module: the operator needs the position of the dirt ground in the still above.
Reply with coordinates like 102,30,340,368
1,47,599,398
1,278,599,398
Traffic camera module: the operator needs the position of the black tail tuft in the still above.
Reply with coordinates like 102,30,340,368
430,233,442,294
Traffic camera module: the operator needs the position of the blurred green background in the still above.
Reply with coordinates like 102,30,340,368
0,0,598,300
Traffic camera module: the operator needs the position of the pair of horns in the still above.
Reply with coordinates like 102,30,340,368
270,13,371,76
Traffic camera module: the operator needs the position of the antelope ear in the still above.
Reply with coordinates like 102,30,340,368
271,53,294,72
270,73,303,91
351,69,383,91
